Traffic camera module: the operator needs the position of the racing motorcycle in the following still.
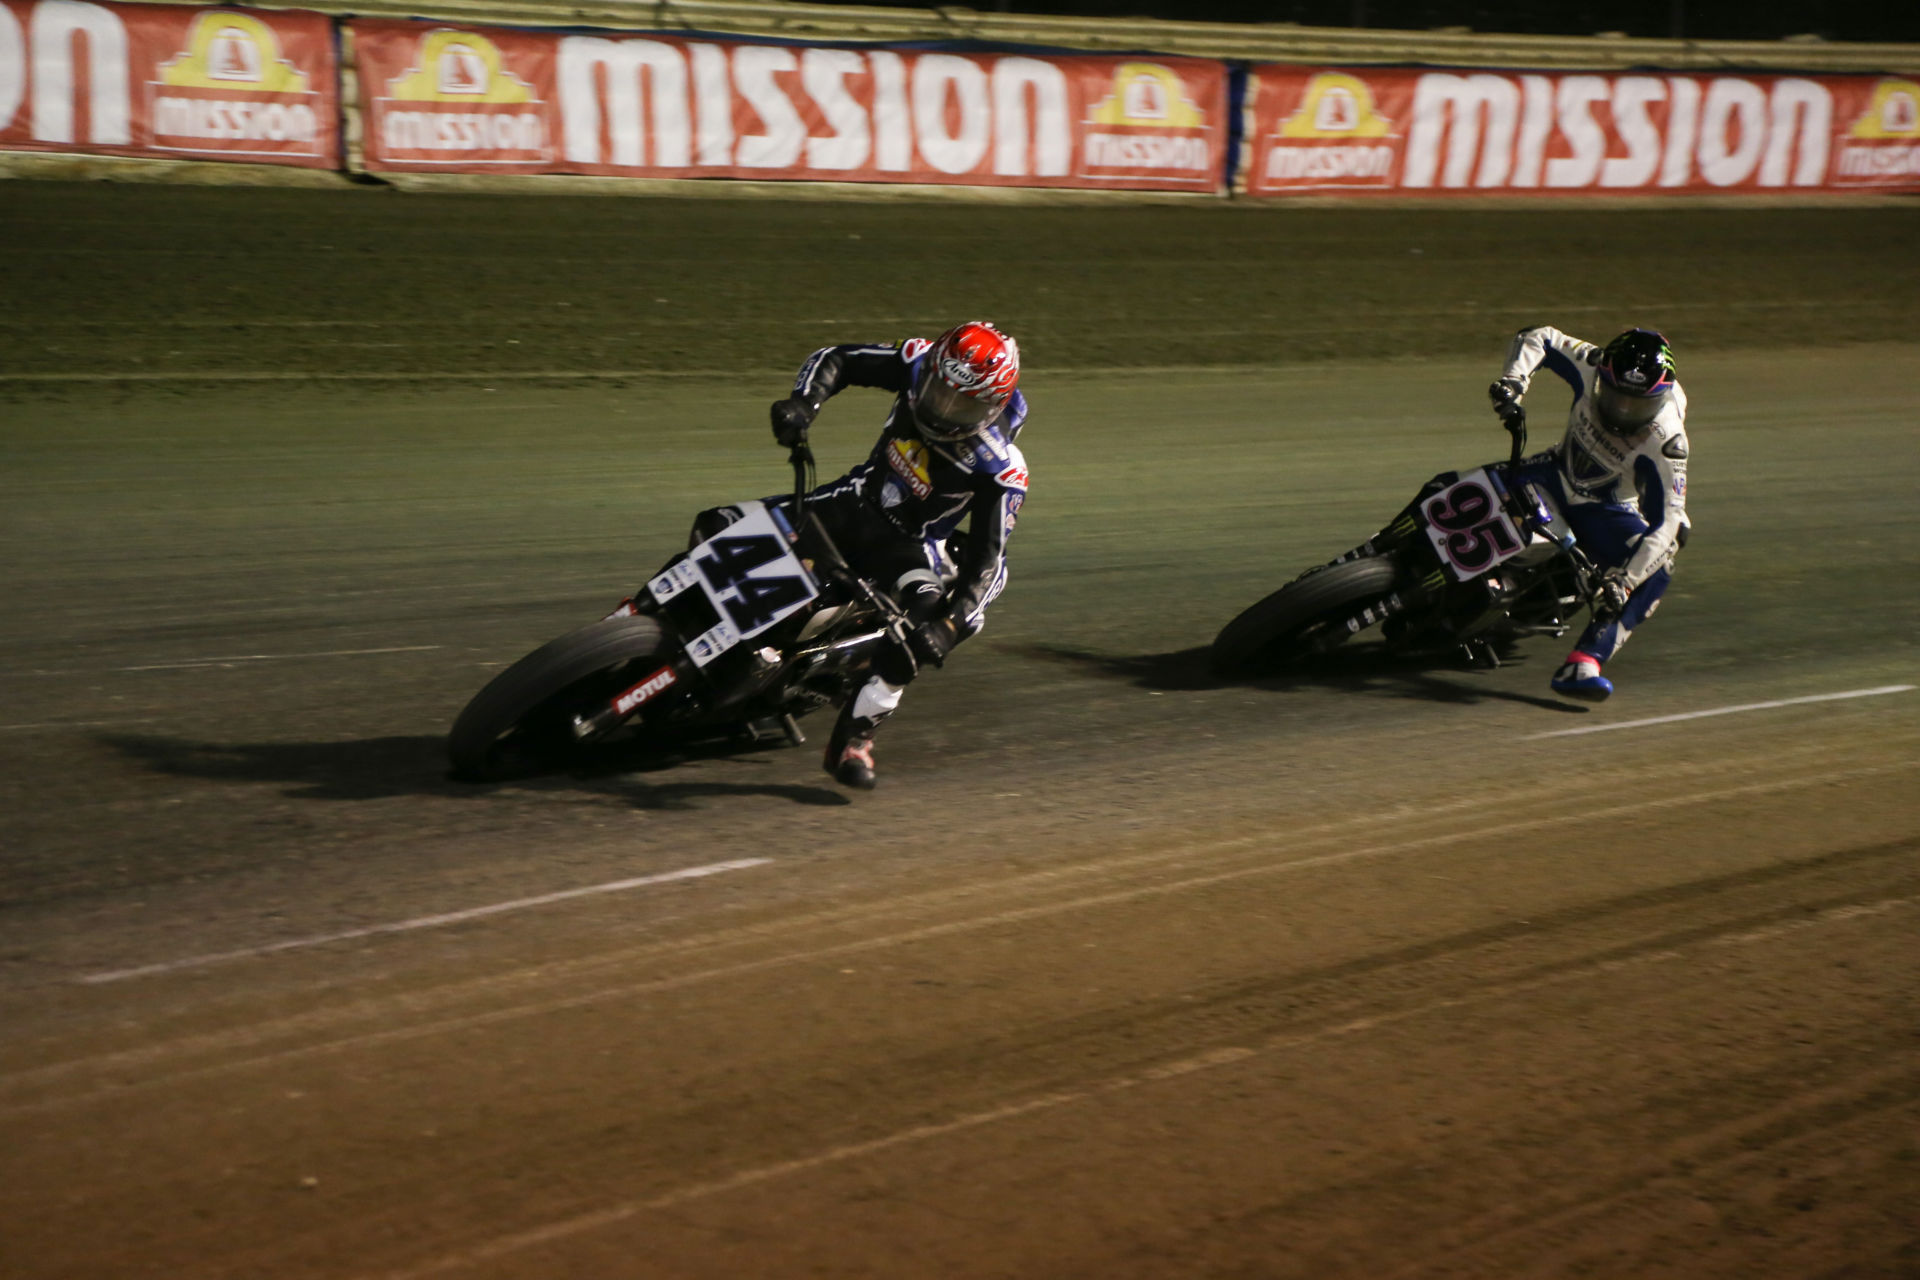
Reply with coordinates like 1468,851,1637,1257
1210,413,1607,675
449,444,924,780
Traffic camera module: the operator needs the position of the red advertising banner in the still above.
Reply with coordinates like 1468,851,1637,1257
347,18,1229,191
0,0,337,167
1241,66,1920,196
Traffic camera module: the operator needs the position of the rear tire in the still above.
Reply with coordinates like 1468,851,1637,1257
1210,556,1402,675
449,615,673,781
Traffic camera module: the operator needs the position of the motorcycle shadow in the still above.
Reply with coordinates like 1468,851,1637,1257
1023,642,1587,714
99,731,852,809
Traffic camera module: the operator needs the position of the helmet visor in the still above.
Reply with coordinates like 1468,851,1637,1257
913,371,1000,440
1593,381,1665,434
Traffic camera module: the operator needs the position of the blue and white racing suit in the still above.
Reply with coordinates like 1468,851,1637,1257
1499,325,1690,665
787,338,1029,639
709,339,1029,728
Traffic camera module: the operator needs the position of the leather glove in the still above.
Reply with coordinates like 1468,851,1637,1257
1488,377,1526,426
907,615,959,669
770,397,817,447
1596,567,1632,617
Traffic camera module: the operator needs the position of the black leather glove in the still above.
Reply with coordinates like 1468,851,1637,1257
1488,377,1526,426
907,615,959,669
770,397,817,447
1596,567,1632,618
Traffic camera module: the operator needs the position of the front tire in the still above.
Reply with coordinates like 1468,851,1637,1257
1210,556,1402,675
449,615,673,781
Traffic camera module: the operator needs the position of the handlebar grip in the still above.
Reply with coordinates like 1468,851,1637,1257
1504,408,1527,466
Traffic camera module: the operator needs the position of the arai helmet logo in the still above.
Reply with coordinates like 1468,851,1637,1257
939,352,986,390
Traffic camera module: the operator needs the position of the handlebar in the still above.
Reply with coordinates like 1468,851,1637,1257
1489,421,1607,618
1504,407,1528,467
788,438,815,517
783,437,917,662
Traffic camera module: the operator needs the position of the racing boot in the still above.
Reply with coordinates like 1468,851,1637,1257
1550,651,1614,702
823,673,905,790
823,711,879,790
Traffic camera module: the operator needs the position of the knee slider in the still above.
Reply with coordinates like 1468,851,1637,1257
688,504,745,549
891,568,946,624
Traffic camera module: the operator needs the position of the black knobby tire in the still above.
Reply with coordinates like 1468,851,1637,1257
1210,556,1403,675
449,615,673,780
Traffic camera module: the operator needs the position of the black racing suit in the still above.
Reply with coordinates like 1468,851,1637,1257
702,338,1030,734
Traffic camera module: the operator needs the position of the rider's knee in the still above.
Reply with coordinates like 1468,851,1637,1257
688,504,745,550
891,568,945,625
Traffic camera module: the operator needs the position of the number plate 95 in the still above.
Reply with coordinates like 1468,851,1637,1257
1419,469,1526,581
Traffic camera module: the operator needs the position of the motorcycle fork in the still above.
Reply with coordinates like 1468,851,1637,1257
570,652,703,742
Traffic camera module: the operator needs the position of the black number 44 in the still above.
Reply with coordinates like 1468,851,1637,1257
695,535,810,634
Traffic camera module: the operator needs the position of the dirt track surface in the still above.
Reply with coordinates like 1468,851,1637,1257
1,183,1917,1278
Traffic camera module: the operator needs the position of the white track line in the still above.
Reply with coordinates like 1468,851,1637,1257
9,761,1908,1113
78,859,773,985
114,645,443,672
365,892,1916,1280
1525,685,1914,740
0,369,780,383
48,759,1911,1053
0,717,160,733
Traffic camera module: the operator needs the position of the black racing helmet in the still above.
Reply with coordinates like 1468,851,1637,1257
1593,329,1676,435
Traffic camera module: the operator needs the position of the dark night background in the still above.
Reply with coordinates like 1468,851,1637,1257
836,1,1919,44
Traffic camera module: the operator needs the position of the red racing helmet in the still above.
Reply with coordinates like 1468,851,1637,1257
908,321,1020,442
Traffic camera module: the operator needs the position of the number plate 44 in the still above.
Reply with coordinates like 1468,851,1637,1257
649,501,820,667
1419,469,1526,581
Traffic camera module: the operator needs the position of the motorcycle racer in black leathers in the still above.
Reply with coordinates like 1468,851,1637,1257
1489,326,1690,701
700,321,1028,789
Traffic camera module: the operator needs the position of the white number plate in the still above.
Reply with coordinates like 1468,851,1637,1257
649,502,819,667
1419,468,1527,581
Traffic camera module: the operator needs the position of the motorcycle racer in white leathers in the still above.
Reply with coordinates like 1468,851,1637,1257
1488,326,1689,701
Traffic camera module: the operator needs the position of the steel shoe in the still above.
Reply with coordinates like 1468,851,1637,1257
1550,653,1614,702
824,718,878,790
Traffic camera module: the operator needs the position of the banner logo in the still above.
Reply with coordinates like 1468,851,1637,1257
373,27,547,165
149,10,324,157
1837,79,1920,184
386,29,533,104
159,12,309,92
1263,72,1396,187
1081,62,1212,180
